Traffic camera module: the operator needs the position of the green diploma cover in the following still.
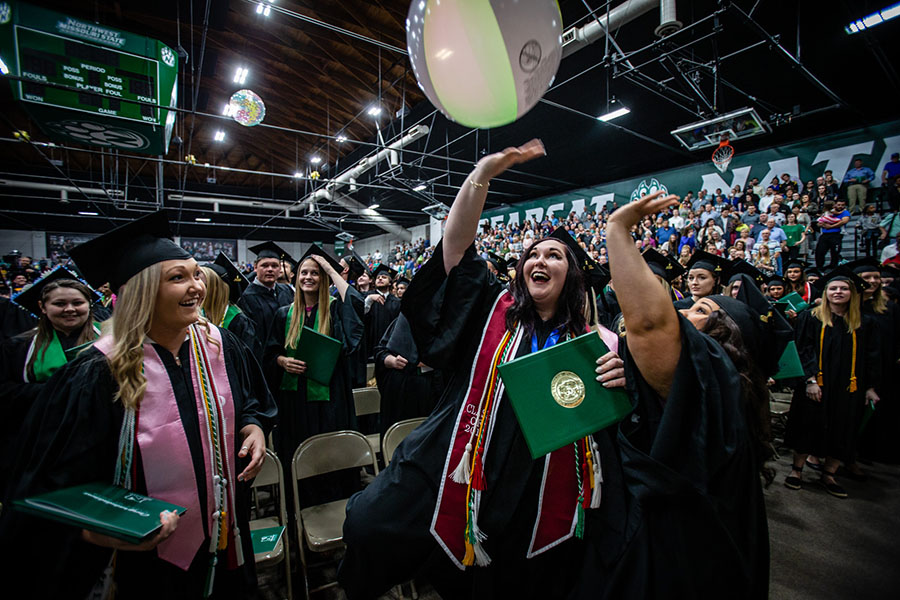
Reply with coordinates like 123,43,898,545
296,326,342,386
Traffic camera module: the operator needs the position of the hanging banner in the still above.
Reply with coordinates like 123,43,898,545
479,120,900,229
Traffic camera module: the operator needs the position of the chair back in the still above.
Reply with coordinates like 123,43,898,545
252,449,282,489
382,417,427,464
366,362,375,382
353,387,381,417
292,430,379,481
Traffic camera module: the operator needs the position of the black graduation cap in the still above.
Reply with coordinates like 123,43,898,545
766,274,786,288
844,257,880,275
819,265,868,294
685,250,730,278
372,263,398,280
11,266,100,318
783,260,807,272
248,241,295,267
298,244,343,275
212,252,250,304
641,248,685,283
881,264,900,278
727,260,765,285
345,253,369,280
68,210,190,290
712,273,793,378
806,267,823,279
547,227,610,291
485,252,508,272
395,276,411,287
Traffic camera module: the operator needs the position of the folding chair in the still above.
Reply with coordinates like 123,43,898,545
352,387,382,455
249,450,292,600
382,417,427,465
769,391,792,457
291,430,379,599
366,362,376,383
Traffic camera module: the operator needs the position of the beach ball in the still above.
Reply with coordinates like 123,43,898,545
229,89,266,127
406,0,562,129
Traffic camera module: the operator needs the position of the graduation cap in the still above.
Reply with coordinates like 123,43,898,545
297,244,343,275
249,241,295,267
547,227,610,291
766,274,786,288
783,260,807,272
395,276,411,287
11,266,100,318
819,265,868,294
806,267,823,280
727,260,765,286
372,263,398,280
68,210,190,290
881,264,900,278
712,273,793,379
641,248,685,283
685,250,730,278
345,253,369,280
844,257,880,276
212,252,250,304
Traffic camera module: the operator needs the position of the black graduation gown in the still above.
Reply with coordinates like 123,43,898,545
785,310,880,462
342,287,369,388
338,245,627,600
227,309,262,358
263,288,364,458
236,281,293,349
364,291,401,360
0,329,277,599
0,297,37,343
673,296,695,310
586,318,769,600
92,300,113,322
373,313,443,438
858,300,900,463
0,328,82,499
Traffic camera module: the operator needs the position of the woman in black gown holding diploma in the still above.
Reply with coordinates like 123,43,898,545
339,141,627,599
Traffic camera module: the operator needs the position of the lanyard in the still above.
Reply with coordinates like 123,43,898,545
531,326,563,353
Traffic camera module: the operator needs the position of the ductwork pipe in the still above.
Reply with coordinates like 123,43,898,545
655,0,683,37
561,0,659,58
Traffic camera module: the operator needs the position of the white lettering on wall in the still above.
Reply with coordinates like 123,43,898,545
811,141,874,185
758,157,801,190
590,194,615,212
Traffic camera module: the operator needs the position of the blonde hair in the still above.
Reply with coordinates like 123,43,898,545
867,287,887,315
201,266,230,325
285,258,332,349
812,281,862,332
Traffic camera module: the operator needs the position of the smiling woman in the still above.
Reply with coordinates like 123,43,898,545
0,211,277,599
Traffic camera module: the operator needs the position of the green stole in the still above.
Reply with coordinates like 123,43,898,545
222,304,241,329
29,323,100,382
280,303,331,402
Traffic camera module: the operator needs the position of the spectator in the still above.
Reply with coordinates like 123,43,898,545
815,200,850,269
759,187,777,214
843,158,876,214
781,212,808,262
679,225,697,253
882,152,900,211
656,218,678,246
859,204,881,258
699,203,719,227
757,218,787,246
823,170,840,197
753,243,777,276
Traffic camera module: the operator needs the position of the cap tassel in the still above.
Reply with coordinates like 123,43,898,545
848,376,857,393
471,452,486,491
575,503,586,540
450,443,472,485
816,372,823,386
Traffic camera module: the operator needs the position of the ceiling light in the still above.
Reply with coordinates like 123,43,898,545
368,203,380,210
597,105,630,122
310,156,322,165
78,211,98,216
195,217,211,222
367,106,382,117
223,103,235,116
264,5,271,16
0,56,8,75
845,3,900,33
256,3,264,14
413,183,427,192
214,130,225,141
233,67,248,84
293,171,304,178
335,134,348,143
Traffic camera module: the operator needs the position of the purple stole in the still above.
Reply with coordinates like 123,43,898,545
430,290,619,568
95,324,242,570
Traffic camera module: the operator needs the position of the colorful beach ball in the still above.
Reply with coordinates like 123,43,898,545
229,89,266,127
406,0,562,129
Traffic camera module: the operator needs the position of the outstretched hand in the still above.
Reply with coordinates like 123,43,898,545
474,139,546,181
608,190,680,230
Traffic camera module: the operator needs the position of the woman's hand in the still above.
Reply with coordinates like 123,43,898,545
474,139,546,181
595,351,626,388
278,356,306,374
309,254,337,279
385,354,408,370
608,190,680,231
238,424,266,482
806,381,822,402
82,510,179,551
865,387,880,406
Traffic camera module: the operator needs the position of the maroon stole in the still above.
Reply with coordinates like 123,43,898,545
430,291,605,569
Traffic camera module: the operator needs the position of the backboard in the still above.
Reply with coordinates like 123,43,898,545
670,107,770,151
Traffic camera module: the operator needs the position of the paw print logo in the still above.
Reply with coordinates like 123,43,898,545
161,46,175,67
0,4,12,25
630,178,668,202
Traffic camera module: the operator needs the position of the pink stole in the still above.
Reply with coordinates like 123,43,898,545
430,291,619,568
95,324,239,570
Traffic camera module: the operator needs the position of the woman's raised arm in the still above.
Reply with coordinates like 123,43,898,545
442,139,545,274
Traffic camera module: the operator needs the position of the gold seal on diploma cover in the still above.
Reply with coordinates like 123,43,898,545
551,371,585,408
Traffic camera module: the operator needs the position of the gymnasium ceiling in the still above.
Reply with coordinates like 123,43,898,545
1,0,898,242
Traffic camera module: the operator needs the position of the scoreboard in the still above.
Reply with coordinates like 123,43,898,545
0,1,178,155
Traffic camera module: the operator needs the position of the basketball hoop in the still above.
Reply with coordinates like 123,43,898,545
711,136,734,173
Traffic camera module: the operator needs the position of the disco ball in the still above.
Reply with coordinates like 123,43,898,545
229,89,266,127
406,0,562,129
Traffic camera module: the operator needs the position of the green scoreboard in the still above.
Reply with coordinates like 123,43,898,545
0,1,178,155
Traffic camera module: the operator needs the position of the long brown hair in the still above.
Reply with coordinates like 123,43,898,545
26,278,96,379
285,257,332,349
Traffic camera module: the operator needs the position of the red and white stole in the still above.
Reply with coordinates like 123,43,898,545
430,291,618,569
95,323,243,571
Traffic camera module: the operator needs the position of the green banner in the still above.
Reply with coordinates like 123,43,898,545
479,120,900,229
0,1,178,155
